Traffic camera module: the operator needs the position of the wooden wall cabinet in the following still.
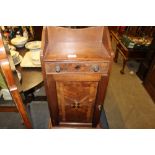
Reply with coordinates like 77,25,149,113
41,26,113,128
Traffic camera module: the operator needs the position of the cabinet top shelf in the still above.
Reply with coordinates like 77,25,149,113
41,26,113,62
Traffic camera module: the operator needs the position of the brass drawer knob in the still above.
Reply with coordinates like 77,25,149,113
75,64,81,70
55,65,61,73
92,64,99,72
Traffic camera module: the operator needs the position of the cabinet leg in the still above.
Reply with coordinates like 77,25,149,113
120,58,127,74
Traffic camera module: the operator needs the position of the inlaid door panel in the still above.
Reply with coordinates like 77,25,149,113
56,81,98,123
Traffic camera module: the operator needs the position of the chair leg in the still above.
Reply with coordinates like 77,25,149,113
11,90,32,129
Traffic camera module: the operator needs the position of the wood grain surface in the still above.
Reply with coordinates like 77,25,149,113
41,26,113,128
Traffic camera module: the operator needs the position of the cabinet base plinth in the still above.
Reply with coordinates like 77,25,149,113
48,120,102,129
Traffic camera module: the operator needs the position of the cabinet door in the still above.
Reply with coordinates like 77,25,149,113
56,81,98,123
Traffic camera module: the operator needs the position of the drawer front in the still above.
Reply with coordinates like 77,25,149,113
45,61,109,74
56,81,98,123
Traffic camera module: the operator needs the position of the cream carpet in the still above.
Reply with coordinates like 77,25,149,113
104,58,155,129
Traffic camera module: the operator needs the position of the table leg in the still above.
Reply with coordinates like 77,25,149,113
120,58,127,74
23,90,35,103
114,46,119,63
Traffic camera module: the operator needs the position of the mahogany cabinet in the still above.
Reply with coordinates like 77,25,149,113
143,36,155,103
41,26,113,128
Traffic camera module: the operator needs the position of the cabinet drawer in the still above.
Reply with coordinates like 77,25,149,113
45,61,109,74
